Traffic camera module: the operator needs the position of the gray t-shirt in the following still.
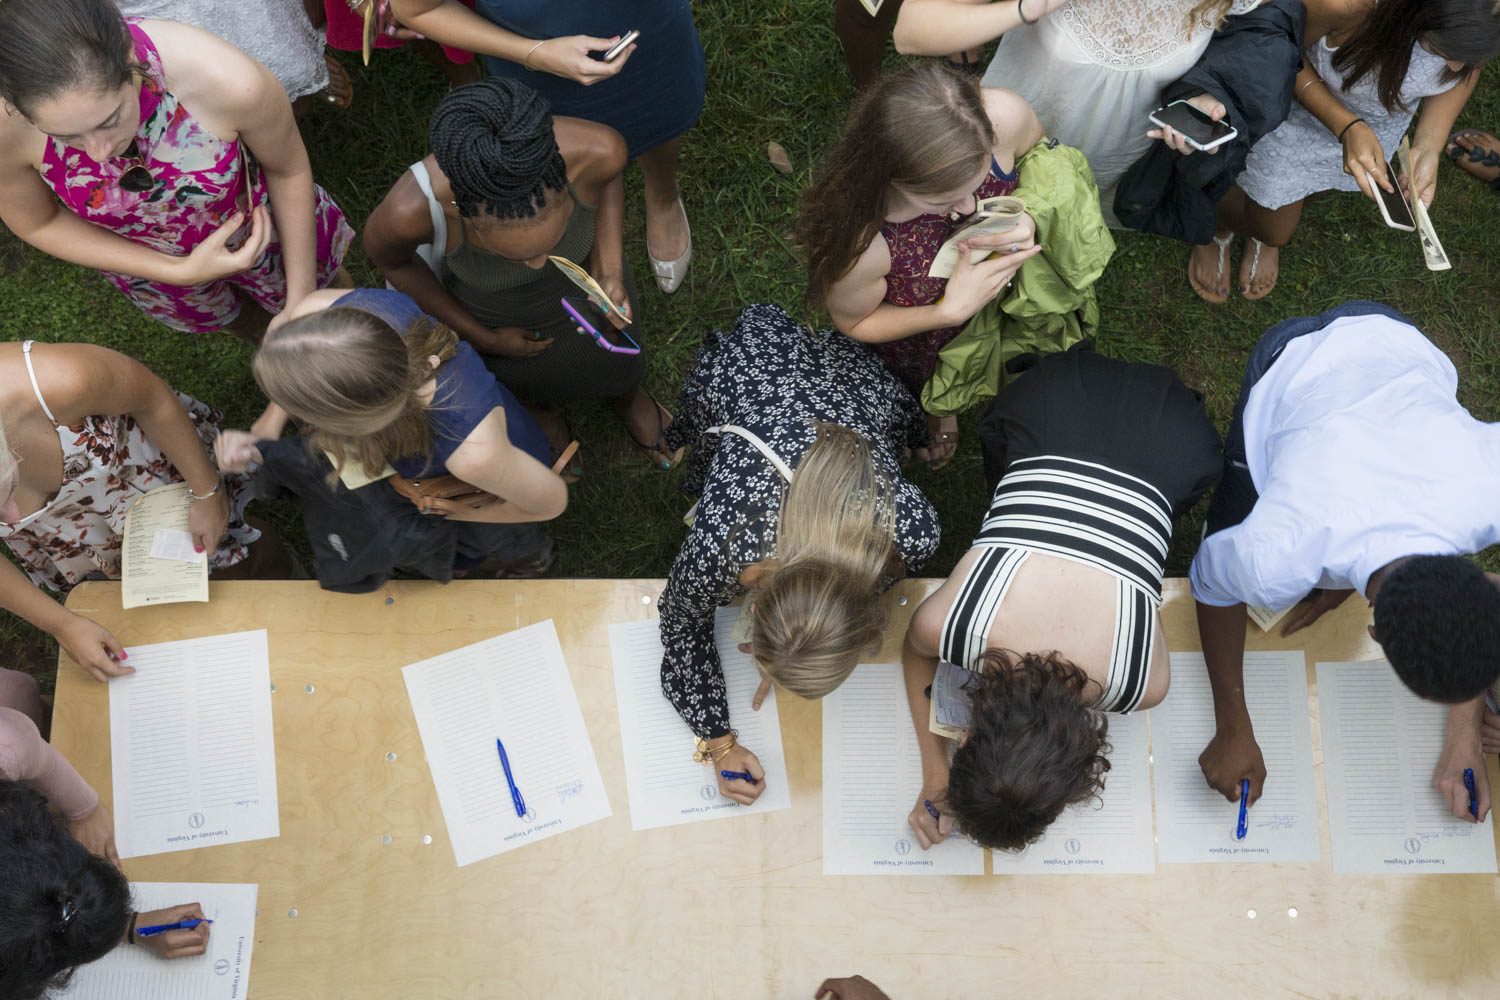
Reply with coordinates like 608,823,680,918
117,0,328,100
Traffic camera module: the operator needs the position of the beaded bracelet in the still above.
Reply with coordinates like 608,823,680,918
186,478,222,502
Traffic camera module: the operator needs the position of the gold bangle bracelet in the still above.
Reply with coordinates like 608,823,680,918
522,38,546,70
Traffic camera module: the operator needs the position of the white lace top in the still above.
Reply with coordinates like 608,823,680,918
983,0,1262,224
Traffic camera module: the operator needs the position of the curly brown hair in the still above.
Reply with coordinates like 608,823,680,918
792,62,993,307
944,648,1112,852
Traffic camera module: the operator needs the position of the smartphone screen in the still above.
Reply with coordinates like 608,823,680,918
1152,102,1234,147
1376,160,1415,229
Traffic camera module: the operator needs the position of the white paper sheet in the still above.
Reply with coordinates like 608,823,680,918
109,631,279,859
1151,651,1320,863
1318,660,1497,874
57,882,258,1000
991,711,1156,874
150,529,202,563
607,608,791,829
822,663,985,875
403,621,611,866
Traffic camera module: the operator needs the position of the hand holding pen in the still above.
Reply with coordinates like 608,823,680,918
131,903,212,960
908,787,953,850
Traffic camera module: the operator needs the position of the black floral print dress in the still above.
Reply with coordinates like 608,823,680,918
658,304,942,739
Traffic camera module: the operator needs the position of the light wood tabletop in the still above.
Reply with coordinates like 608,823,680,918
53,578,1500,1000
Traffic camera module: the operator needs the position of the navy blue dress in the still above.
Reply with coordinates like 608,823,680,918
331,289,551,475
475,0,705,159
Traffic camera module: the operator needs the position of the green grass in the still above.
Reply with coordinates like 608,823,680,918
4,1,1500,690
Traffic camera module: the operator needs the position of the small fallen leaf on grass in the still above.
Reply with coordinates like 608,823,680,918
767,140,794,174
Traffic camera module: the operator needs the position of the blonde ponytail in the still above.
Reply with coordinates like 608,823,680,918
747,422,900,699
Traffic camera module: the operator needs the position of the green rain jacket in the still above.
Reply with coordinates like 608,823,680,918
921,139,1115,417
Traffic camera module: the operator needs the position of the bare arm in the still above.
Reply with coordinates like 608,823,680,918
362,169,500,348
443,410,569,523
389,0,633,84
564,120,632,325
827,236,954,343
894,0,1063,56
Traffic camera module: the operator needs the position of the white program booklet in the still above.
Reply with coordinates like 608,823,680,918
607,607,791,830
1318,660,1497,874
57,882,258,1000
109,630,279,859
402,620,611,867
822,663,985,875
1151,651,1320,863
991,711,1156,875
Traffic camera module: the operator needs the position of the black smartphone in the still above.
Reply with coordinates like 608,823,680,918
1148,100,1238,151
224,149,256,252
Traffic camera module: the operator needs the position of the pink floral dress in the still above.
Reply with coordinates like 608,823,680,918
873,159,1019,398
38,21,353,333
0,342,258,591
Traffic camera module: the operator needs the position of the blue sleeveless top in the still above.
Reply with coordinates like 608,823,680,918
331,289,551,477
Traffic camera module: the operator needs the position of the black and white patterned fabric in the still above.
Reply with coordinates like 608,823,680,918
658,304,941,739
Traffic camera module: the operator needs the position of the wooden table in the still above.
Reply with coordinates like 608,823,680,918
54,579,1500,999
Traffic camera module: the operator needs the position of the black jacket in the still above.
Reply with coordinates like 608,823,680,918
255,437,546,593
1114,0,1307,244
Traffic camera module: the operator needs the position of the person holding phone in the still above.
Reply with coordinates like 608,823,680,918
658,304,940,806
386,0,704,294
0,0,353,342
892,0,1264,224
363,78,677,475
1191,301,1500,824
1185,0,1499,301
0,781,209,1000
794,63,1043,468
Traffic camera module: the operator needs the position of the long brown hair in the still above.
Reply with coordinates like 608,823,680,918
793,62,994,307
251,307,459,482
1331,0,1500,113
746,422,900,699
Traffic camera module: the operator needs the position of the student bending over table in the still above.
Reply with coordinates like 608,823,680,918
363,77,677,476
658,304,940,805
0,341,280,683
1191,301,1500,823
901,343,1222,850
215,288,568,585
0,781,209,1000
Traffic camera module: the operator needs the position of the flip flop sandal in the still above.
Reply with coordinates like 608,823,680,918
319,53,354,110
1446,130,1500,191
1240,237,1278,301
925,430,959,471
949,50,986,77
631,403,684,470
1188,233,1234,304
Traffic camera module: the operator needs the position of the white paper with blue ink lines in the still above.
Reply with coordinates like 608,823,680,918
822,663,985,875
608,608,790,830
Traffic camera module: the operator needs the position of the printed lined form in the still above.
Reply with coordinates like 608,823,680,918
1151,651,1320,863
109,631,278,859
992,712,1156,874
403,621,610,866
607,607,790,830
121,483,209,609
1318,661,1497,874
57,882,258,1000
822,664,984,875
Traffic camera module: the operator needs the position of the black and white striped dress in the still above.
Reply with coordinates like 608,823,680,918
938,455,1173,713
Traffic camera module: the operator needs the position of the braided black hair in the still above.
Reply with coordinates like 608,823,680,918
429,77,568,221
0,781,131,1000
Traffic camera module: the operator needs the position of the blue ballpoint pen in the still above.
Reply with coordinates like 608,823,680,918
924,799,941,821
136,918,213,937
495,738,527,818
1235,779,1250,840
719,769,759,784
1464,768,1478,820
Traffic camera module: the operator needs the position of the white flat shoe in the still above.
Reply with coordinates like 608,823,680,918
648,196,692,294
